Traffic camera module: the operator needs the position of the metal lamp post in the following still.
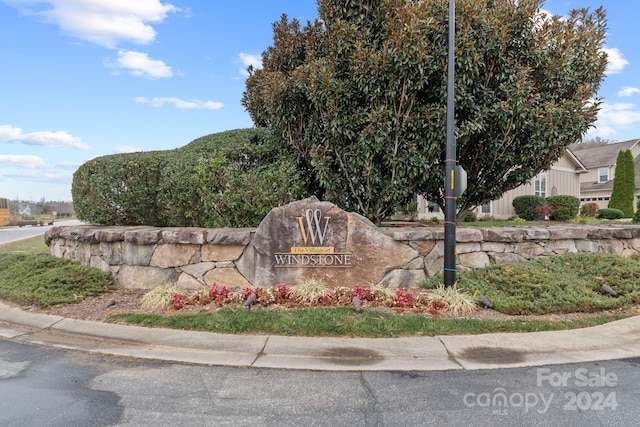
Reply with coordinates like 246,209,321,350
443,0,457,287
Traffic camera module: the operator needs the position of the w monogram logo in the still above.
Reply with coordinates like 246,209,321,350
297,209,331,246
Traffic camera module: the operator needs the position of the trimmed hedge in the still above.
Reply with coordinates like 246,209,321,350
72,151,168,226
512,195,546,220
156,150,207,227
546,195,580,221
72,128,307,227
598,208,624,220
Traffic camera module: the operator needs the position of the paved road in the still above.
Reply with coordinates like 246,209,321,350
1,339,638,427
0,220,83,245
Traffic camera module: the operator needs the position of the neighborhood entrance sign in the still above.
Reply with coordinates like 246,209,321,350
236,197,420,287
274,208,353,268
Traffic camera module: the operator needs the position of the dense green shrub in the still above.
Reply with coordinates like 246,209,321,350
243,1,607,223
458,210,477,222
72,128,307,227
156,150,207,227
598,208,624,220
190,131,307,228
72,151,169,225
633,200,640,224
546,195,580,221
608,150,635,218
579,202,600,217
512,195,546,220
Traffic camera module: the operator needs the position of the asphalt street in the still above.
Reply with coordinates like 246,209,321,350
0,219,83,245
1,339,639,426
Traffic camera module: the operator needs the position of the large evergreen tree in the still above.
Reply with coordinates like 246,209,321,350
243,0,607,223
608,150,635,218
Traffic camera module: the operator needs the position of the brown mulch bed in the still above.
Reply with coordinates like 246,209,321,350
7,288,638,324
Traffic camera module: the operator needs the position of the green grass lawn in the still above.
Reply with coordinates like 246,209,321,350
1,235,637,337
110,308,627,338
0,235,50,254
0,236,113,307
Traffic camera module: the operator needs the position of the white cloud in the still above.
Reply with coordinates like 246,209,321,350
56,161,82,169
106,50,173,79
618,87,640,98
6,0,178,48
135,96,223,110
0,124,90,150
599,103,640,126
0,169,70,185
602,47,629,75
238,52,262,77
0,154,47,169
586,102,640,139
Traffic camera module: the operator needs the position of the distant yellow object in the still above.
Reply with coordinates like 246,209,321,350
18,214,55,227
0,198,9,226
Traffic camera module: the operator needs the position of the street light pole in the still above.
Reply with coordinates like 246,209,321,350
443,0,457,287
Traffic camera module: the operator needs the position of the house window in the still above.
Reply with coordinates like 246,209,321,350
599,168,609,183
481,203,491,214
534,173,547,197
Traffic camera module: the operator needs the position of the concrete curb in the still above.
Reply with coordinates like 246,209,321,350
1,302,639,371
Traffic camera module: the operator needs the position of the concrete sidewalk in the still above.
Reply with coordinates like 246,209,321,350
1,302,639,371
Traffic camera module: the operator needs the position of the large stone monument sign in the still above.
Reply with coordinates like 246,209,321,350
237,197,421,287
46,198,640,290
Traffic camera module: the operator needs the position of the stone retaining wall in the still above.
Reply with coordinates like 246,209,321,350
45,223,640,290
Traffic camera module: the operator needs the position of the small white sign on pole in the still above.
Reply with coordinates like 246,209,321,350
455,165,467,198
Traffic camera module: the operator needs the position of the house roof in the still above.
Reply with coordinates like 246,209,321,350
581,180,613,193
581,153,640,193
564,148,588,173
572,139,640,169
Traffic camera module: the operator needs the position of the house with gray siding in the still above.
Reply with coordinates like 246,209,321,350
572,139,640,211
417,149,588,220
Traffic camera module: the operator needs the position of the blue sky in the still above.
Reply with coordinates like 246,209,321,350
1,1,639,202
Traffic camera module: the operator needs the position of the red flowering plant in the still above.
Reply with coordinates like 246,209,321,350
150,279,479,316
394,289,415,308
427,299,446,314
199,293,211,306
318,290,337,305
241,287,255,300
352,285,372,301
333,287,354,305
171,292,185,310
254,287,275,305
208,283,231,306
534,204,555,219
273,284,292,305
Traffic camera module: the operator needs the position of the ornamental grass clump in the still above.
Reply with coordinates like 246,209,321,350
429,284,479,316
141,284,179,309
370,283,394,298
291,278,330,304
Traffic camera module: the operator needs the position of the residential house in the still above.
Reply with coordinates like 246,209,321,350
572,139,640,210
18,202,31,216
416,149,588,220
